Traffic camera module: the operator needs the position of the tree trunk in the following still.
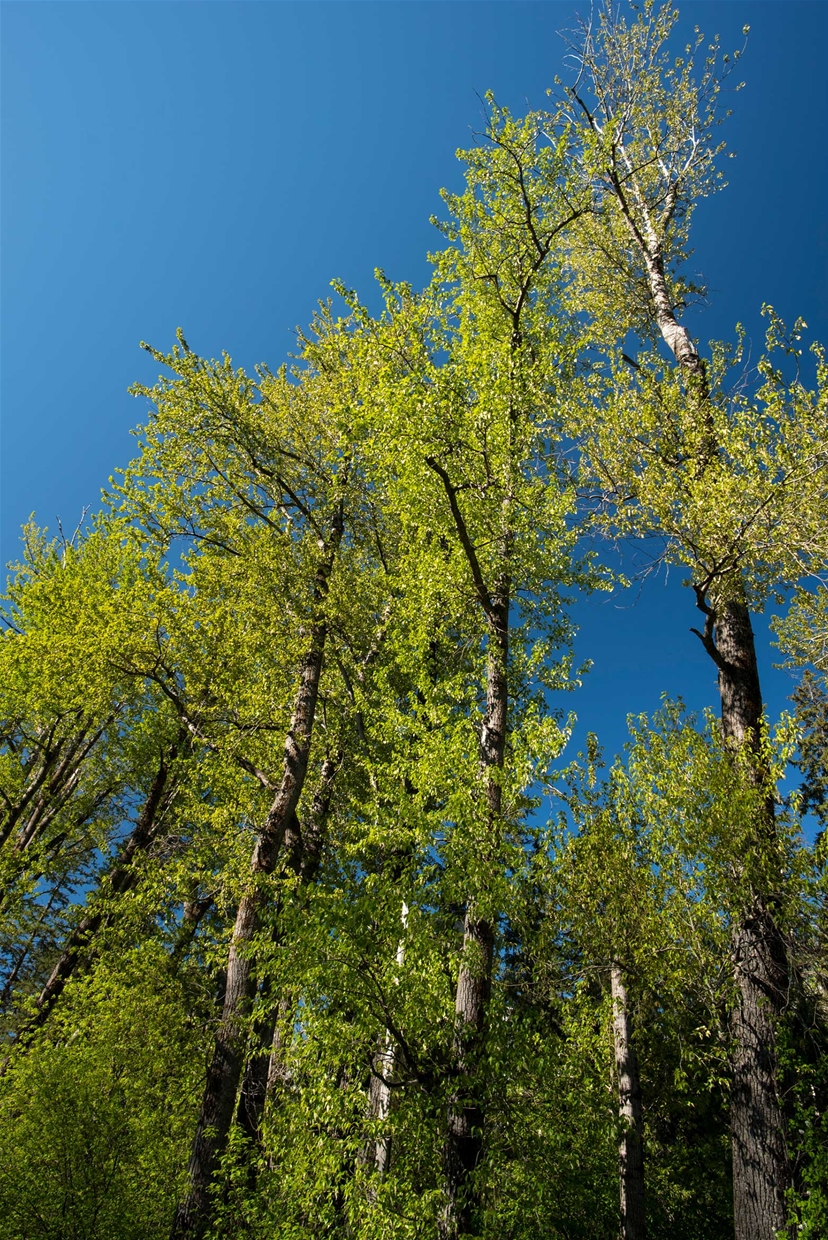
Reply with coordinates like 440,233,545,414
610,962,646,1240
713,602,790,1240
360,1034,395,1178
266,993,295,1101
171,519,341,1240
627,198,790,1239
360,901,408,1178
235,757,338,1147
730,901,790,1239
442,604,507,1240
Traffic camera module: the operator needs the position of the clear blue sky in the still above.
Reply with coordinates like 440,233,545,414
2,1,827,786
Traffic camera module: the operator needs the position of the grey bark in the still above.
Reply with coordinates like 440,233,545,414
266,993,295,1100
170,514,342,1240
360,901,408,1178
610,962,646,1240
611,152,791,1237
714,602,790,1240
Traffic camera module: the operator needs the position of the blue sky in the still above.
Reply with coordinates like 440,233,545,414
2,0,827,786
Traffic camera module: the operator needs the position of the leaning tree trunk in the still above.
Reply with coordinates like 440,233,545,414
610,962,646,1240
713,600,789,1240
442,598,508,1240
236,756,338,1148
170,517,342,1240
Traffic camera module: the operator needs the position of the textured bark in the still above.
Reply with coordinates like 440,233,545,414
442,604,507,1240
171,518,342,1240
367,1073,393,1177
715,603,766,753
730,901,790,1239
266,993,295,1100
624,178,790,1236
714,602,790,1240
641,249,705,383
360,1034,395,1178
443,912,495,1239
610,963,646,1240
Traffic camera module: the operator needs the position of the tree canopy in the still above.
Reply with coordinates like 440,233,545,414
1,5,826,1240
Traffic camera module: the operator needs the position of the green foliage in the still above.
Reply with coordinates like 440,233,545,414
1,4,826,1238
790,671,828,839
0,946,205,1240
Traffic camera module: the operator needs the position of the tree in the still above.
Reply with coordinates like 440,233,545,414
0,522,190,1044
117,318,406,1238
1,5,826,1237
542,5,828,1234
347,98,596,1233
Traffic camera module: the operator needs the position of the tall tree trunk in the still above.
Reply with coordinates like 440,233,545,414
730,901,789,1239
610,962,646,1240
236,756,338,1147
442,602,507,1240
626,202,790,1239
642,268,789,1236
171,518,342,1240
362,1041,394,1178
713,601,790,1240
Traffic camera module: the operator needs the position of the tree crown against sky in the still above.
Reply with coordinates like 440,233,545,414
1,4,828,1239
2,0,827,769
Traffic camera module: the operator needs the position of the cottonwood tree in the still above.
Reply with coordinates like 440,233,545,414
0,523,190,1041
344,98,598,1235
2,5,826,1238
117,318,404,1239
539,4,828,1234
